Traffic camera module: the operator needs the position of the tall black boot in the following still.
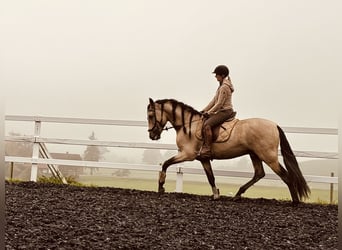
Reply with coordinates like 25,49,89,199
199,126,212,159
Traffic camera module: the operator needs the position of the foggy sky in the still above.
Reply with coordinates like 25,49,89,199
1,1,341,130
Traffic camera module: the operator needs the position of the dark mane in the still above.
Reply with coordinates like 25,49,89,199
155,99,201,115
155,99,201,137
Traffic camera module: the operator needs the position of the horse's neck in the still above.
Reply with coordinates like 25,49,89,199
167,108,201,132
160,101,201,133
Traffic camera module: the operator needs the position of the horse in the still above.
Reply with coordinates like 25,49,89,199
147,98,310,204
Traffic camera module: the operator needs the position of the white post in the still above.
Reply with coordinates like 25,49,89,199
175,166,183,193
30,120,41,182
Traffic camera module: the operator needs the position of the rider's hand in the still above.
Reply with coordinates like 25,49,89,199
201,111,209,118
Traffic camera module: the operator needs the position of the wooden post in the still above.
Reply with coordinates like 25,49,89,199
330,172,334,204
30,120,41,182
10,162,14,179
175,166,183,193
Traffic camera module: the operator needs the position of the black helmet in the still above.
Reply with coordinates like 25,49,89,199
212,65,229,77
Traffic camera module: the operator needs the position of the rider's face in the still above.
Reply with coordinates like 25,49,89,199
215,74,224,83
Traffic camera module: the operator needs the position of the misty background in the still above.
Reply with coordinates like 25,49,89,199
1,1,340,183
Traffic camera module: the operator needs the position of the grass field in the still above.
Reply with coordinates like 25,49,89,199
78,174,338,204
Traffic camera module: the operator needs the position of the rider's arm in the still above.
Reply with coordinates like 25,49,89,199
202,96,215,113
207,85,230,114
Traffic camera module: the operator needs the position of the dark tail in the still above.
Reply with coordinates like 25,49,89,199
277,126,310,201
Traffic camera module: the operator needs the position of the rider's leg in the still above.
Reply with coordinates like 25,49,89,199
198,124,213,159
199,110,233,159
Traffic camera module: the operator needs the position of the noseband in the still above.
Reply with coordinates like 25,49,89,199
148,104,165,134
148,115,164,133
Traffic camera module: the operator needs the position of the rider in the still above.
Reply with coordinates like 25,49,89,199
198,65,236,160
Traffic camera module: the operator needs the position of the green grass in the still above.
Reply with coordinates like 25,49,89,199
78,175,338,204
6,178,22,184
37,176,88,186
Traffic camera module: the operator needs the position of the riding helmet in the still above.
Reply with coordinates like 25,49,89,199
212,65,229,77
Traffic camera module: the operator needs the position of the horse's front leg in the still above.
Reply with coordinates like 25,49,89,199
158,152,191,194
158,171,166,193
200,160,220,199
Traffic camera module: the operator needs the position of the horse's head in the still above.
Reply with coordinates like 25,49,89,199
147,98,167,140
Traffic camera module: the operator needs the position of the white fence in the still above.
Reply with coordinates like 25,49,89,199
4,115,339,191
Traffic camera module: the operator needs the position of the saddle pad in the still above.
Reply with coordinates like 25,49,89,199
195,118,239,143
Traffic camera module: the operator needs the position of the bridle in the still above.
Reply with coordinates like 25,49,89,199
147,104,165,134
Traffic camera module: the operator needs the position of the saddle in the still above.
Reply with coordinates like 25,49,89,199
195,117,239,143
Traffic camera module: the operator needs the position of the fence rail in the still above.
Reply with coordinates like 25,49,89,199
4,115,339,192
4,156,339,185
5,135,339,159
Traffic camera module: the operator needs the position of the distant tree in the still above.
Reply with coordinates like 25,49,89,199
5,132,33,180
5,132,32,157
113,169,130,177
83,131,109,174
142,149,163,165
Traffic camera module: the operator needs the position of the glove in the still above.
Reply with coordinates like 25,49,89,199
201,111,210,118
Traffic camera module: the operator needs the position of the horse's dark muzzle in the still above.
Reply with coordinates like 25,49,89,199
149,133,160,140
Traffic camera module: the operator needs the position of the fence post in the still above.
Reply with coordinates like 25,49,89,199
30,120,41,182
330,172,334,204
10,162,14,179
175,166,183,193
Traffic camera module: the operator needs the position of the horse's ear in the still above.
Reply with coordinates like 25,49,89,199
149,98,154,105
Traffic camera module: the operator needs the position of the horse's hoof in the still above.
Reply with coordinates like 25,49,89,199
212,194,220,200
158,187,165,194
232,196,241,202
211,187,220,200
291,200,300,206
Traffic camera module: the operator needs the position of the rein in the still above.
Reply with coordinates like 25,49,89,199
162,118,202,131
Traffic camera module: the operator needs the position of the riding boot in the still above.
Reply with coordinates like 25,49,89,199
199,126,213,159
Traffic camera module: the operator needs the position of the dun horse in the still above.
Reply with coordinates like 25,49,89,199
147,98,310,203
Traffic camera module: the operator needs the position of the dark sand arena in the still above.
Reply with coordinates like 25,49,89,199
5,181,338,249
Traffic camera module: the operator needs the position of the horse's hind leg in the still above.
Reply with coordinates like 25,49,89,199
268,161,299,204
234,153,265,200
200,160,220,199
